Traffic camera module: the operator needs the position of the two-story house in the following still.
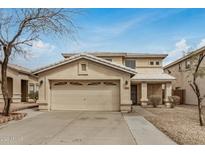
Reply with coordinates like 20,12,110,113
164,46,205,105
33,52,175,112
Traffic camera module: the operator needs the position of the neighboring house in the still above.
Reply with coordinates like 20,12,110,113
0,62,38,103
32,52,175,112
164,46,205,105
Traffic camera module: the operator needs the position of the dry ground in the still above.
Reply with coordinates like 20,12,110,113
0,102,38,124
133,105,205,145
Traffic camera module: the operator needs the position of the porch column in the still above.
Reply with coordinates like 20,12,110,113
164,82,172,107
140,82,148,106
12,77,21,103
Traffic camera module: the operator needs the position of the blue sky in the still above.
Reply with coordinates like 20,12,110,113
11,8,205,69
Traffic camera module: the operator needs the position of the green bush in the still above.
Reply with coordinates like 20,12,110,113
168,96,180,108
29,91,39,102
149,95,161,108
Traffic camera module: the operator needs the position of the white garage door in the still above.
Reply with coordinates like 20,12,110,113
51,80,120,111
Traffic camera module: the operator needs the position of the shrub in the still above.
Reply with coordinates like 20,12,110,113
149,95,161,108
168,96,180,108
29,91,39,103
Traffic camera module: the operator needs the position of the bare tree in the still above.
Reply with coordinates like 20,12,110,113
0,9,78,116
188,51,205,126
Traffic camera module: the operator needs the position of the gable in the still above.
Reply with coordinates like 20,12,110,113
33,54,136,76
38,59,131,79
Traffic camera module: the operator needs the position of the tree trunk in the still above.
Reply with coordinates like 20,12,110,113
1,46,12,116
197,98,204,126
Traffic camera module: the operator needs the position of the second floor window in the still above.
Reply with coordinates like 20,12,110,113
155,61,160,65
150,61,154,65
179,64,182,72
185,60,191,69
125,59,136,69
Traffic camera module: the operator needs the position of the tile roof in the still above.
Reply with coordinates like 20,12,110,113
132,73,175,81
32,53,137,75
62,52,168,58
0,61,31,74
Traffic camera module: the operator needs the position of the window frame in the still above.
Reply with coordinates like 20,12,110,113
29,83,35,93
149,61,154,66
125,59,136,69
81,63,87,71
155,61,160,65
78,61,88,75
185,60,191,69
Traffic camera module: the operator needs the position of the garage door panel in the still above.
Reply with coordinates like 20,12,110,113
51,89,86,110
51,80,120,111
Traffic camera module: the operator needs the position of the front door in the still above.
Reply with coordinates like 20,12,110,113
131,85,137,105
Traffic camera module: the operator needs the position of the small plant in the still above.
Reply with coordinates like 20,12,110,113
149,95,161,108
29,91,39,103
168,96,180,108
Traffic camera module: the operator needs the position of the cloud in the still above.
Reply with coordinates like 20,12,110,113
164,39,191,66
25,40,56,59
197,38,205,49
168,39,190,57
175,39,190,52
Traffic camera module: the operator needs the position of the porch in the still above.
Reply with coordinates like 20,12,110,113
130,73,175,106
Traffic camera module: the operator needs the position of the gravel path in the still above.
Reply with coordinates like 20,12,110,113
132,105,205,145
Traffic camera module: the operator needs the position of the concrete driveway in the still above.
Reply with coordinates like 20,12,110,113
0,111,136,145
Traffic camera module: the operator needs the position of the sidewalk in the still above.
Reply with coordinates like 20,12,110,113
124,107,176,145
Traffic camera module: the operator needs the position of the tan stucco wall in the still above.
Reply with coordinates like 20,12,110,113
36,59,132,112
164,57,205,105
99,56,164,74
0,66,38,103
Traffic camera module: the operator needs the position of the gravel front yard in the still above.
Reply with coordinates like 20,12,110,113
0,102,38,125
132,105,205,145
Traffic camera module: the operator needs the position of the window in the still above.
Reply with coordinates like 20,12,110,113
70,82,83,85
185,60,191,69
125,59,136,69
88,82,101,86
29,84,34,92
155,61,160,65
36,84,39,91
150,61,154,65
81,64,86,71
54,81,67,86
103,81,117,86
104,58,112,62
179,64,182,72
78,62,88,75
